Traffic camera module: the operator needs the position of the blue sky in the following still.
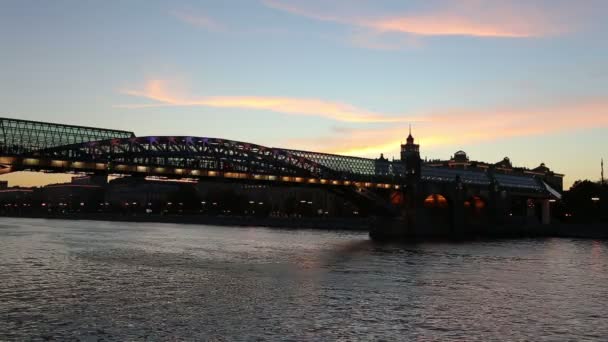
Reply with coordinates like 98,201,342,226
1,0,607,187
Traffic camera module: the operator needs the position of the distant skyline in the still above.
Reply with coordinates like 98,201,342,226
1,0,607,188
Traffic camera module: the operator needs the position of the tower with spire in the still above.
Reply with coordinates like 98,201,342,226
401,125,421,177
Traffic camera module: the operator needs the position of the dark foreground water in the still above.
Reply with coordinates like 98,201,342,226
2,218,608,341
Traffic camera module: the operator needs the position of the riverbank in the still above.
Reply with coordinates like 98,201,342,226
0,213,372,231
551,223,608,239
370,218,608,241
1,213,607,239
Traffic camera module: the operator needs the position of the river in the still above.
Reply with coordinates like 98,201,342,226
1,218,608,341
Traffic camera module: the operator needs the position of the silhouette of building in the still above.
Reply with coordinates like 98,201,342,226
0,184,34,208
106,177,180,205
373,126,564,193
401,126,421,178
425,151,564,192
374,153,390,176
38,176,104,210
526,163,564,192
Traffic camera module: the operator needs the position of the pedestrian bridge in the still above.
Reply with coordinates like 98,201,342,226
0,117,557,197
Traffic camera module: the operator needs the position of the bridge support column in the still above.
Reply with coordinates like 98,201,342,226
526,199,536,218
540,199,551,225
451,179,465,234
90,174,109,186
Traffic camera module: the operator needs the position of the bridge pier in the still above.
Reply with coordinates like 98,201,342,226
540,199,551,225
451,178,465,234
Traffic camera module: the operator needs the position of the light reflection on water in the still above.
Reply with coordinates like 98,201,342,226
1,217,608,341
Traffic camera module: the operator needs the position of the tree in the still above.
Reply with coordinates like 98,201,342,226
563,180,607,223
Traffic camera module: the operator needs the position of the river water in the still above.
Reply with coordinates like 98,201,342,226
1,218,608,341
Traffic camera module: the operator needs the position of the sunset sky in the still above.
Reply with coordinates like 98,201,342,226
1,0,607,188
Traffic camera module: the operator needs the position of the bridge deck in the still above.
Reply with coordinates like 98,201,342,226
0,117,557,197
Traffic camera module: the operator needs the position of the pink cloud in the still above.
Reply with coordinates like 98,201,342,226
117,79,422,124
263,0,573,47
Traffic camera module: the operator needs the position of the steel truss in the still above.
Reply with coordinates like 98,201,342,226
0,117,134,155
284,149,404,177
33,136,354,179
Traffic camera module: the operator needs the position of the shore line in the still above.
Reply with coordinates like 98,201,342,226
2,214,607,240
0,213,372,231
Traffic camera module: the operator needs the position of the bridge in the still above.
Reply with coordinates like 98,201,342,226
0,117,562,238
0,118,401,187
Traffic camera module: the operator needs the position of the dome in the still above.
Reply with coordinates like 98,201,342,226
533,163,549,172
453,150,469,162
495,157,513,168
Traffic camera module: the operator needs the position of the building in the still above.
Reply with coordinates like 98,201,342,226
400,126,421,177
425,150,564,192
196,181,360,218
526,163,564,193
105,177,184,211
39,176,104,211
0,185,35,214
374,154,390,176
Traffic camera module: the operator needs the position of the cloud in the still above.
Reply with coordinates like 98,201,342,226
285,99,608,156
117,80,421,124
362,15,535,38
171,10,223,31
263,0,569,43
118,81,608,155
348,29,423,50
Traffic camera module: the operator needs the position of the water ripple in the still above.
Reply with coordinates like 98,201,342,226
1,218,608,340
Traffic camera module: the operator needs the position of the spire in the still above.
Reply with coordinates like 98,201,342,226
602,158,605,185
406,124,414,144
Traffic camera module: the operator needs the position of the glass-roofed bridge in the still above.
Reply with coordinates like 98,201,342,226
0,117,556,194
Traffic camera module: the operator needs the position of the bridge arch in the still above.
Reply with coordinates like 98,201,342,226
464,195,489,226
31,136,342,179
420,193,452,231
464,195,486,210
423,193,449,209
